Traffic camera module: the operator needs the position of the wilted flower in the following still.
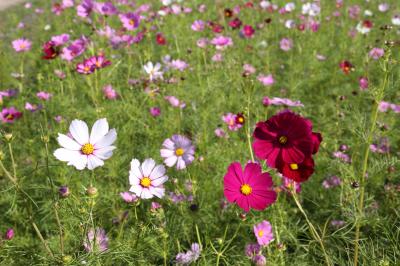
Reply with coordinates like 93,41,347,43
83,228,108,253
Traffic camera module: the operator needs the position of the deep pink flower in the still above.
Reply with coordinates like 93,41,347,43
76,59,95,74
5,228,14,240
359,77,368,90
119,12,140,31
210,36,233,50
37,91,52,100
150,107,161,117
223,162,277,212
254,220,274,246
77,0,93,17
1,107,22,123
253,111,314,168
102,85,118,99
241,25,255,38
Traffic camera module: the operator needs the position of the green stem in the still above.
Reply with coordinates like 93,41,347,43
292,187,331,266
353,52,390,266
8,143,17,180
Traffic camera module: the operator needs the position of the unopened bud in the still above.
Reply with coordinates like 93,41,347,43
86,186,98,197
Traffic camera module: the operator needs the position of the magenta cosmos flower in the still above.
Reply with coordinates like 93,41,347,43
119,12,140,31
12,38,32,52
252,111,314,168
1,107,22,123
254,220,274,246
223,162,277,212
160,135,195,170
210,36,233,50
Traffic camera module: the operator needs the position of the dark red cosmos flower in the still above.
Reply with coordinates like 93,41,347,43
235,113,245,125
156,33,166,45
42,41,59,60
253,111,314,168
277,156,314,183
362,20,373,29
224,8,233,17
339,60,354,74
229,18,242,29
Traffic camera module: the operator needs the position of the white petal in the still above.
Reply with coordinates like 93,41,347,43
160,148,174,158
57,133,81,150
67,154,88,170
151,175,168,186
93,146,116,160
129,185,143,196
129,159,143,185
162,138,175,150
90,118,109,145
94,128,117,149
150,186,165,198
150,164,166,180
54,148,80,161
69,119,89,145
140,188,154,199
164,155,177,167
141,158,155,177
87,155,104,170
176,157,187,170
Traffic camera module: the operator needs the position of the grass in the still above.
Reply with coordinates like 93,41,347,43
0,0,399,265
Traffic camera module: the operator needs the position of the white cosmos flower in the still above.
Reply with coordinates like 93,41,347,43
54,118,117,170
143,61,163,81
129,158,168,199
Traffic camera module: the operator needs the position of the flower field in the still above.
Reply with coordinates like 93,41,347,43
0,0,399,265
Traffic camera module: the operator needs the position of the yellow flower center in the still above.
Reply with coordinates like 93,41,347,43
129,19,135,26
140,177,151,188
84,66,90,72
278,135,288,144
20,43,26,49
175,148,184,156
81,143,94,155
240,184,252,196
238,117,244,123
258,230,264,237
290,164,298,170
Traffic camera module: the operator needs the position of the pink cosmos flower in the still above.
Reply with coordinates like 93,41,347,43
62,0,74,8
51,33,70,46
1,107,22,123
5,228,14,240
243,64,256,75
196,38,208,48
332,151,351,163
84,228,108,253
149,107,161,117
359,77,368,90
61,38,87,61
77,0,93,17
215,128,227,138
254,220,274,246
76,59,95,74
210,36,233,50
212,53,223,62
160,135,195,170
223,162,277,212
222,113,243,131
378,101,391,112
25,102,42,112
164,96,186,108
119,12,140,31
120,192,138,203
262,97,304,107
322,176,342,189
94,1,117,16
369,48,384,60
280,38,293,51
12,38,32,52
129,158,168,199
37,91,52,100
191,20,205,31
257,74,275,86
103,85,118,99
281,176,301,194
170,59,189,71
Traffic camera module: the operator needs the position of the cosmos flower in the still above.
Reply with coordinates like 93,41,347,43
222,113,243,131
42,41,59,60
339,60,353,74
4,228,14,240
164,96,186,108
241,25,255,38
170,59,189,71
356,20,372,34
369,48,384,60
143,62,163,81
102,84,118,100
257,74,275,86
276,156,315,182
253,111,316,168
210,36,233,50
223,162,277,212
94,1,117,16
77,0,93,17
254,220,274,246
262,97,304,107
76,59,95,74
51,33,70,46
322,176,342,189
359,77,368,90
149,107,161,117
12,38,32,52
191,20,205,31
53,118,117,170
83,228,108,253
1,107,22,123
160,135,195,170
128,158,168,199
120,192,138,203
229,18,242,29
175,243,201,265
119,12,140,31
37,91,52,100
156,33,167,45
280,38,293,51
